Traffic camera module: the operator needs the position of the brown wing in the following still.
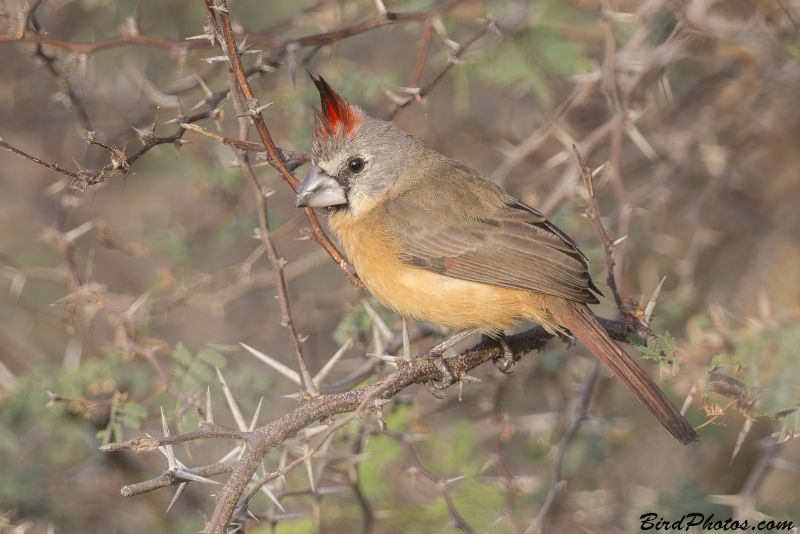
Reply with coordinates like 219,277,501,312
384,170,601,304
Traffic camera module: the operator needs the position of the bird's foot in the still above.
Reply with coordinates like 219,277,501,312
489,334,516,374
417,330,476,398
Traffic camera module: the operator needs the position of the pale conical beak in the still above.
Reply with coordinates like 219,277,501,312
296,166,348,208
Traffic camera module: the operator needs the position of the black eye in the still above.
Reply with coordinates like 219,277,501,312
348,158,365,173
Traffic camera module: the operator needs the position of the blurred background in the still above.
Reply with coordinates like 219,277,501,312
1,0,799,532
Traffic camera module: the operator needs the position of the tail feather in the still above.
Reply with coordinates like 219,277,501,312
554,301,698,445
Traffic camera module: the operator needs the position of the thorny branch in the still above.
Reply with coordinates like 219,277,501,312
527,362,602,534
6,0,797,532
384,21,494,121
106,315,647,533
384,430,477,534
212,0,358,287
224,37,318,397
0,0,474,57
575,148,625,309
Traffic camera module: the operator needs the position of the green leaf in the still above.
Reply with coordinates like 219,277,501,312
198,347,228,369
112,422,123,443
119,402,148,431
658,331,678,357
206,342,239,353
170,343,192,366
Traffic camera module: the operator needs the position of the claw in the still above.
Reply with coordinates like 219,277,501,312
430,356,457,389
490,334,515,374
423,379,448,399
417,330,477,397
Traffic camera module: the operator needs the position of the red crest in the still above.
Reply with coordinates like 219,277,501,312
309,73,362,140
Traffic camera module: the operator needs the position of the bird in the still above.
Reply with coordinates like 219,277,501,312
296,74,698,445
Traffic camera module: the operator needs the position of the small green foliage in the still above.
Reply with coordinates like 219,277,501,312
170,342,231,393
627,331,677,359
149,228,195,266
119,401,148,431
628,331,681,376
332,299,400,345
97,395,149,445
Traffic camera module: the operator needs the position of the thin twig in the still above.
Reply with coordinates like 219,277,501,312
104,315,646,532
527,362,602,534
574,147,624,309
384,22,493,121
226,58,318,398
214,2,358,286
384,430,477,534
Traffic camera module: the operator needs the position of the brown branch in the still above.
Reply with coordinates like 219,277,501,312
33,43,93,131
105,316,643,532
214,2,358,287
574,148,624,309
0,31,197,54
351,425,374,534
0,0,473,57
527,362,602,534
180,123,310,169
385,22,492,121
100,422,246,453
409,22,434,88
121,458,239,497
709,373,764,407
321,322,449,395
384,430,477,534
226,62,318,397
0,139,79,179
251,0,474,52
530,148,633,533
0,94,301,192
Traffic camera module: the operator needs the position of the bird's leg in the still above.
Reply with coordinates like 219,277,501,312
417,329,475,392
490,333,516,374
402,317,411,360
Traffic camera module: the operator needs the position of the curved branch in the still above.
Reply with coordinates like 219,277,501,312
105,316,642,533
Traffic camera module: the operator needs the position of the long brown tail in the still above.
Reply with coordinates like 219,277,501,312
552,301,698,445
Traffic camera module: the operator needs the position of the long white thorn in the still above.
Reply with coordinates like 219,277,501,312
161,407,176,470
372,321,385,356
362,300,393,344
251,470,285,511
240,342,301,386
313,337,354,388
126,290,150,316
368,353,399,363
680,382,698,416
249,397,264,432
175,470,222,485
215,367,248,432
258,478,285,512
643,276,667,326
165,482,187,516
278,446,289,487
216,444,243,464
206,385,213,424
730,418,754,464
625,121,659,162
591,161,609,179
303,442,316,493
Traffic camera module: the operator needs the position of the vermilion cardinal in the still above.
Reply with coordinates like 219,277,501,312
296,74,698,445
